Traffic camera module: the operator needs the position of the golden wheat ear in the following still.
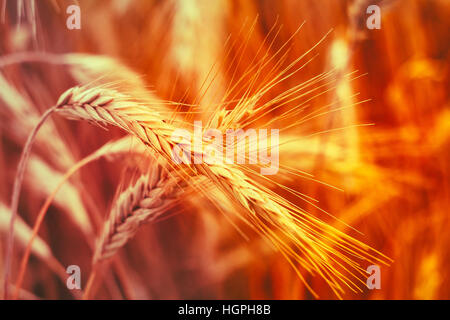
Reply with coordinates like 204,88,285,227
54,85,391,298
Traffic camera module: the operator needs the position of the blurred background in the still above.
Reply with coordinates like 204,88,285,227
0,0,449,299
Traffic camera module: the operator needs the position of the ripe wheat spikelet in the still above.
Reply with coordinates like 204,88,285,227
94,164,182,263
55,85,389,295
55,86,176,158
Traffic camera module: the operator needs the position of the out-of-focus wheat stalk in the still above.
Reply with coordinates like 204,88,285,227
0,204,64,279
11,135,147,299
3,105,56,299
170,0,229,119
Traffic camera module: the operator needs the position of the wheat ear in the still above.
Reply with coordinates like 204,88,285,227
3,106,57,299
55,85,390,296
93,164,182,263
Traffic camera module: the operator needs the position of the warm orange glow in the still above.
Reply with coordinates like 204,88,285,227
0,0,448,300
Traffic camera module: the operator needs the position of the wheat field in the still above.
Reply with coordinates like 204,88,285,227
0,0,448,300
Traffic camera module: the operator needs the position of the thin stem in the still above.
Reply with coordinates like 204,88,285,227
12,152,97,299
3,106,57,299
83,264,100,300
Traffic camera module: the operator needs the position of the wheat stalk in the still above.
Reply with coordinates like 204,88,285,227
55,85,390,296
